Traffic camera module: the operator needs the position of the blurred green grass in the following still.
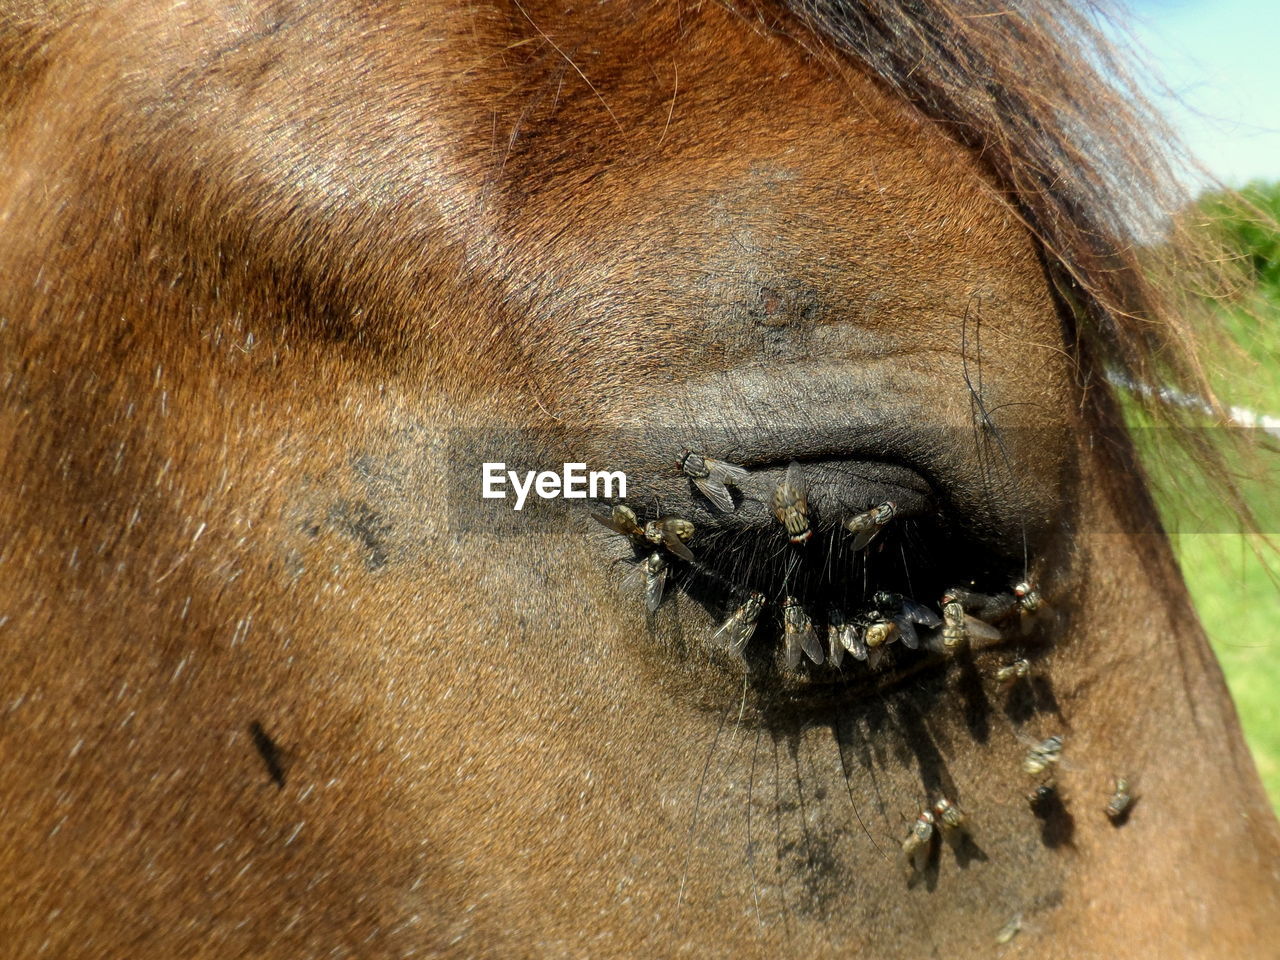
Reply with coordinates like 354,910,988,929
1173,533,1280,808
1145,377,1280,813
1143,442,1278,811
1142,183,1280,811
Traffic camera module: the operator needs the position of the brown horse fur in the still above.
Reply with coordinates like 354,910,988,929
0,1,1277,957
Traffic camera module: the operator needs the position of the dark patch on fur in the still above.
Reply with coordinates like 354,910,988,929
890,697,956,803
1001,667,1062,727
785,735,844,918
249,721,287,789
1002,676,1037,725
946,829,988,869
748,282,822,357
1028,674,1063,719
327,499,391,571
954,647,991,743
1028,784,1074,848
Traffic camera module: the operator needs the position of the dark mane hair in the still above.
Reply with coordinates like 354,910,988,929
771,0,1270,525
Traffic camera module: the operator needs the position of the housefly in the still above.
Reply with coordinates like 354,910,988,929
827,611,846,668
1014,580,1043,614
995,658,1031,690
643,517,696,562
1105,777,1135,822
772,462,812,543
592,503,645,538
844,501,897,551
940,594,1001,650
874,591,943,629
1023,735,1064,776
640,551,668,613
943,585,1019,624
1013,579,1048,635
678,451,749,513
836,617,868,661
783,596,823,668
933,797,969,846
873,591,940,650
902,809,935,874
863,618,898,649
712,592,767,656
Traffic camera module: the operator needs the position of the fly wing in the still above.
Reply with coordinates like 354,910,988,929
894,616,920,650
644,563,667,613
705,458,749,485
710,614,734,650
799,623,824,665
903,598,942,628
713,603,759,656
785,461,808,503
661,525,695,562
784,625,803,670
827,625,845,668
692,476,736,513
922,626,947,654
1018,610,1033,637
841,625,868,660
965,615,1002,641
726,618,757,657
592,511,631,536
851,526,881,551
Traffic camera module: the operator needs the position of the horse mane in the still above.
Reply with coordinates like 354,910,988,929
771,0,1268,525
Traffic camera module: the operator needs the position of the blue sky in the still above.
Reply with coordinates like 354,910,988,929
1123,0,1280,187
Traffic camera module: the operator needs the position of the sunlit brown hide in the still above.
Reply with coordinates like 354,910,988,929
1,1,1277,957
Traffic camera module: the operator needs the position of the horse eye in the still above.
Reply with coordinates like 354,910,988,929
591,442,1053,693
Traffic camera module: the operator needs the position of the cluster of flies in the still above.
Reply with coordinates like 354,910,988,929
1022,735,1134,822
898,736,1134,883
897,738,1066,879
891,695,1072,878
901,796,971,877
593,453,1041,672
594,450,1138,890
